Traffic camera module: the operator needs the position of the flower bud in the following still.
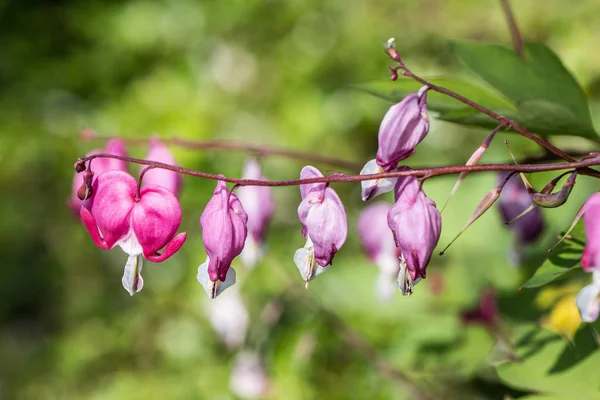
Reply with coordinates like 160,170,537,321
69,139,128,216
387,174,441,295
299,165,326,199
581,193,600,272
497,172,544,243
198,181,248,298
141,137,182,196
295,166,347,285
376,86,429,171
236,159,275,268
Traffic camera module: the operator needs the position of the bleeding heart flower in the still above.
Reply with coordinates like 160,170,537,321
295,166,347,286
376,86,429,171
80,170,187,295
197,180,248,298
387,172,441,295
581,193,600,272
576,270,600,323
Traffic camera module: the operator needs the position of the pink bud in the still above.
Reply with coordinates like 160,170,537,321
295,166,348,284
387,174,441,295
69,139,128,216
299,165,326,199
237,160,276,268
461,289,498,326
141,137,183,196
376,86,429,171
198,181,248,297
581,193,600,272
497,172,544,243
80,170,187,295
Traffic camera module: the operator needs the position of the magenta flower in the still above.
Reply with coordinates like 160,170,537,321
236,159,276,268
387,173,441,295
295,166,348,285
497,172,544,243
141,137,183,196
581,193,600,272
69,139,128,215
357,202,400,301
376,86,429,171
197,180,248,298
80,170,187,295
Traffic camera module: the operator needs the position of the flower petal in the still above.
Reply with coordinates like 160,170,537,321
359,159,397,201
122,254,144,296
197,257,237,298
576,281,600,323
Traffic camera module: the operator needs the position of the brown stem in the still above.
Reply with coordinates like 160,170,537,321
80,130,363,171
78,153,600,187
499,0,524,58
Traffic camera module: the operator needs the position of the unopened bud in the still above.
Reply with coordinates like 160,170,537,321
384,38,401,62
74,159,87,173
529,171,577,208
76,170,94,200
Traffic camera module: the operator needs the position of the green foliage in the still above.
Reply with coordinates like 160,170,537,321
496,324,600,399
521,244,582,288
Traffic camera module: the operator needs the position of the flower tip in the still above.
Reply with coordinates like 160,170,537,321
197,258,237,298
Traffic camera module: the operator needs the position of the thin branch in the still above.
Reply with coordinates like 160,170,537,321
385,50,600,179
80,130,363,171
77,153,600,188
499,0,524,58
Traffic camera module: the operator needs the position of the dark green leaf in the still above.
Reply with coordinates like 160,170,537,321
521,244,582,289
452,41,596,138
496,325,600,399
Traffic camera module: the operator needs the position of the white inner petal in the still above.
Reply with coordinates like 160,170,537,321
359,159,397,201
294,236,330,287
122,254,144,296
576,282,600,323
117,227,143,256
396,254,420,296
197,256,237,298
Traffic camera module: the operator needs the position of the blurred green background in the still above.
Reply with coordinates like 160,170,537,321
2,0,600,399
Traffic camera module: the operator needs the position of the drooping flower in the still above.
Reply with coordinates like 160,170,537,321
387,173,441,295
376,86,429,171
461,289,498,326
197,180,248,298
357,202,400,301
581,193,600,272
497,172,544,244
295,166,348,285
80,170,187,295
141,137,183,196
69,139,128,215
236,159,275,268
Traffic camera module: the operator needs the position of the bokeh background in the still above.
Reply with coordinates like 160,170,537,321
2,0,600,399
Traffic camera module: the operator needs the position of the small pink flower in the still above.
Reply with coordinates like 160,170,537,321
141,137,183,196
236,159,275,268
80,170,187,295
376,86,429,171
295,166,347,285
387,172,441,295
197,180,248,298
69,139,128,215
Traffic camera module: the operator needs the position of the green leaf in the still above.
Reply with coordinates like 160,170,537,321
453,41,596,138
521,244,582,289
496,324,600,399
